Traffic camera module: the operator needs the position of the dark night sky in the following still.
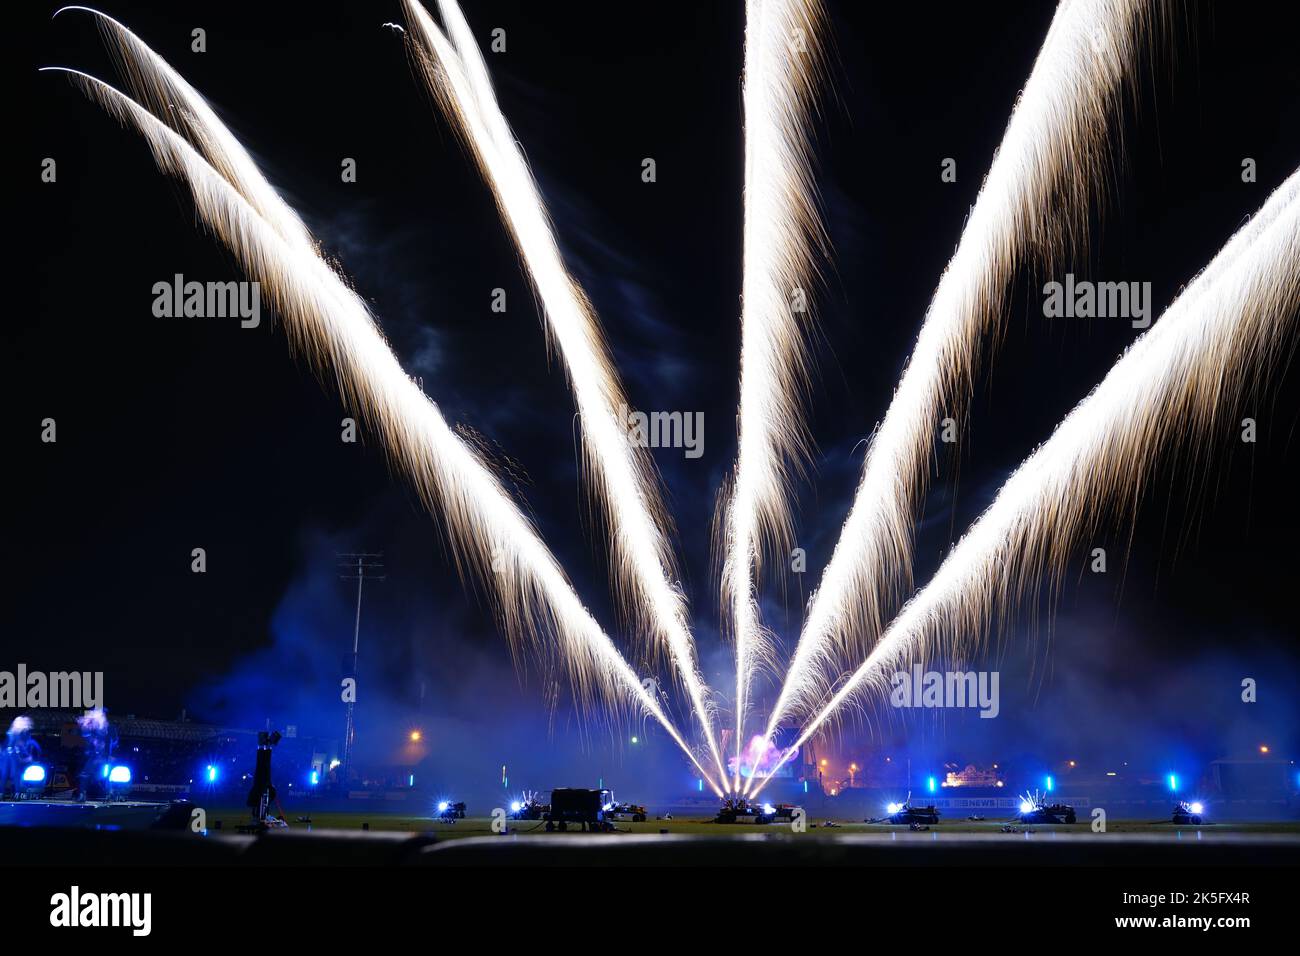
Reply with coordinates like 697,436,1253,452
13,1,1299,801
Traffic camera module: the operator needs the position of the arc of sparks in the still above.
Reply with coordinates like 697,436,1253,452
763,0,1159,741
726,0,827,792
42,63,724,795
752,173,1300,799
52,7,315,252
400,0,726,783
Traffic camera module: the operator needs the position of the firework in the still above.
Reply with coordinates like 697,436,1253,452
764,0,1159,739
53,7,314,252
401,0,726,781
44,64,724,794
751,175,1299,796
725,0,826,790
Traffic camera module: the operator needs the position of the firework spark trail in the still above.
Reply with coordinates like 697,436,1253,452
763,0,1158,741
53,7,314,252
727,0,826,792
44,66,724,795
751,174,1300,798
401,0,726,783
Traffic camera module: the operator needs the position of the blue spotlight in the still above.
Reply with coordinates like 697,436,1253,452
1045,775,1054,792
206,764,218,783
19,763,47,797
1168,773,1179,793
108,765,131,784
409,774,415,787
697,778,704,793
309,770,319,786
927,776,936,793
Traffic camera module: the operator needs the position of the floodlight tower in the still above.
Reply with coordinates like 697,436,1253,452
338,552,384,781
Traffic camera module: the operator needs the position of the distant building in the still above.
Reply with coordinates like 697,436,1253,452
943,764,1002,788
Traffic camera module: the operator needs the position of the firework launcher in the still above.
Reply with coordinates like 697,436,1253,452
714,797,778,824
605,801,648,822
769,803,802,823
435,800,467,821
508,792,545,820
870,793,941,826
1017,790,1077,824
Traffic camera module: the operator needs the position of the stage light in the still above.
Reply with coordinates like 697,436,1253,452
886,802,903,815
206,764,218,783
1168,774,1178,792
437,801,450,813
1189,802,1204,815
762,803,776,815
109,765,131,784
510,800,522,813
1045,775,1054,792
310,770,319,786
409,730,422,743
408,774,415,787
19,764,47,796
631,736,638,744
1020,800,1035,814
1259,745,1270,754
927,776,936,793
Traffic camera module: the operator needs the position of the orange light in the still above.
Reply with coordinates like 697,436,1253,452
1068,760,1076,767
409,730,422,743
1259,745,1270,754
850,763,858,771
819,758,828,767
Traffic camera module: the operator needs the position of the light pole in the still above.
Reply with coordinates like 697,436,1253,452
338,552,384,782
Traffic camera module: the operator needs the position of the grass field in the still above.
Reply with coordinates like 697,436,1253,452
203,807,1300,840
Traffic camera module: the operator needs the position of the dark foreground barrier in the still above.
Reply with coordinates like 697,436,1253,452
4,825,1298,866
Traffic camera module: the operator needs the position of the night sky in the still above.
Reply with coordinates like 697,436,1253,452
16,1,1300,802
